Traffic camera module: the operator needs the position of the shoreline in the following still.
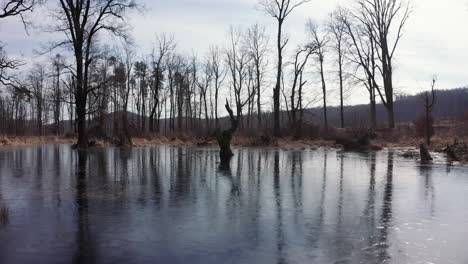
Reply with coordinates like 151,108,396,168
1,135,467,164
0,135,465,149
0,135,466,151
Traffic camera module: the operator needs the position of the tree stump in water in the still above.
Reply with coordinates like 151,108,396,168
420,143,433,162
446,145,460,161
216,100,238,167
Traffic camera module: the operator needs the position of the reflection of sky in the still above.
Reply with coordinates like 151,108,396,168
0,0,467,105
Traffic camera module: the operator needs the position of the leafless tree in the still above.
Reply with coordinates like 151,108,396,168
289,44,314,127
134,59,149,131
0,45,22,88
327,8,348,128
0,0,40,26
52,0,138,148
258,0,311,135
341,10,379,128
226,27,256,127
112,40,134,146
354,0,411,128
149,34,175,132
208,46,227,128
28,63,47,135
245,24,269,126
423,78,436,145
0,0,42,88
165,53,184,131
308,20,330,131
196,59,213,129
50,54,65,135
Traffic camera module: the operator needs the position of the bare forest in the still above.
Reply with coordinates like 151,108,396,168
0,0,467,150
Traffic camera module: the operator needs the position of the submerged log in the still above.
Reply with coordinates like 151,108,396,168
420,143,433,162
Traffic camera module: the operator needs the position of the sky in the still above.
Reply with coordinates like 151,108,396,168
0,0,467,106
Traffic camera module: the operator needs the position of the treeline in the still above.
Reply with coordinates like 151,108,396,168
1,0,453,145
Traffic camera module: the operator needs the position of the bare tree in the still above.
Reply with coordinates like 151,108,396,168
149,34,175,132
258,0,311,135
420,78,436,145
245,24,269,126
328,8,348,128
52,0,137,148
0,0,42,88
341,10,379,129
51,54,65,135
208,46,227,128
308,20,329,131
119,42,134,146
289,44,314,127
355,0,411,128
0,45,22,88
134,60,149,131
0,0,39,23
196,59,213,129
28,63,46,135
225,27,256,127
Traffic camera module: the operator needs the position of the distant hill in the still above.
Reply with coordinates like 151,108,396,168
303,87,468,127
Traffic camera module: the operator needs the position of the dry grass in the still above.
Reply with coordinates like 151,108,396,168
0,136,76,147
0,119,466,154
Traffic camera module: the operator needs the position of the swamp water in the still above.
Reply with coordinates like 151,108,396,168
0,144,468,264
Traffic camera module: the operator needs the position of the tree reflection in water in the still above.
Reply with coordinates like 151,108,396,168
0,146,466,264
73,150,96,264
378,151,394,262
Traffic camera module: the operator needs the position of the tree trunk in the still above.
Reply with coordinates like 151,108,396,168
273,20,283,136
370,97,377,129
339,59,344,128
75,53,88,148
319,56,328,131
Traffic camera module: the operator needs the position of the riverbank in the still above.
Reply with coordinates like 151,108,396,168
0,134,466,150
1,135,467,162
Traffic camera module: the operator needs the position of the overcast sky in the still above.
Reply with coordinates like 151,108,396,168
1,0,467,105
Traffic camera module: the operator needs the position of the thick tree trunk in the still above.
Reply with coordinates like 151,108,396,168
75,54,88,148
76,98,87,148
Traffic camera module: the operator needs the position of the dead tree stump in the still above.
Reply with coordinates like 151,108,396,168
216,100,239,168
420,143,433,162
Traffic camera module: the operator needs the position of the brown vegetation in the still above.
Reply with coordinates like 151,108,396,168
1,118,465,157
